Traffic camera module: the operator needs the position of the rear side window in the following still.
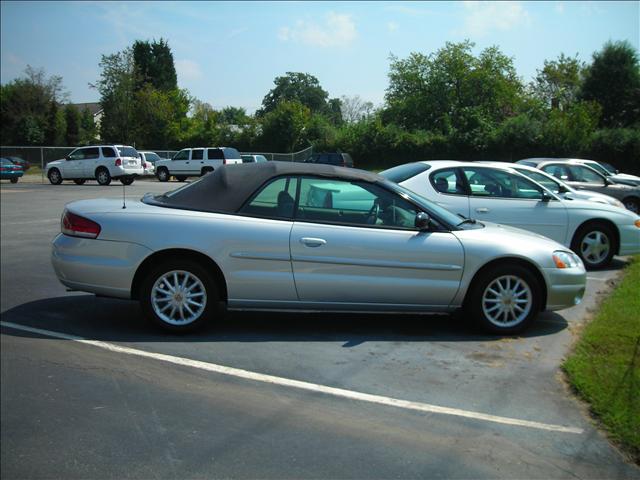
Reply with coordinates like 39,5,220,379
223,148,241,159
102,147,117,158
84,147,99,159
381,163,431,183
192,149,204,160
430,169,465,195
117,147,138,158
207,149,224,160
240,177,298,219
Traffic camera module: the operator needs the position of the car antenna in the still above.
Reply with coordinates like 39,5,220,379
122,179,127,209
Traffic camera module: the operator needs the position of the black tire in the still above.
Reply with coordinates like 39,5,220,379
120,176,134,185
96,168,111,186
73,179,86,185
10,177,18,184
201,167,214,176
466,264,541,335
140,259,220,333
48,168,63,185
176,175,187,182
571,222,616,270
622,197,639,214
156,168,169,182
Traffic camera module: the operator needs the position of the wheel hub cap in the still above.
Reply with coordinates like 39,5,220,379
581,231,610,264
151,270,207,326
482,275,532,328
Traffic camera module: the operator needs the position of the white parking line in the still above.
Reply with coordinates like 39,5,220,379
587,276,610,282
1,321,584,435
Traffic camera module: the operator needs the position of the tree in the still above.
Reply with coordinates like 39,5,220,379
259,100,310,152
531,53,585,111
340,95,374,123
64,104,81,145
133,38,178,92
93,48,136,143
79,107,97,144
259,72,329,115
218,106,248,125
580,40,640,127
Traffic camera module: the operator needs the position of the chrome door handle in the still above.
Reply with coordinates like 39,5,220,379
475,207,490,213
300,237,326,247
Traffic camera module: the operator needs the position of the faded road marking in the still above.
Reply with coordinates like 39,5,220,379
1,321,584,434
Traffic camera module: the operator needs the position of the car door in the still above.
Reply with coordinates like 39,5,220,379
80,147,100,178
64,148,85,178
170,149,190,174
290,177,464,308
462,167,568,244
189,148,204,174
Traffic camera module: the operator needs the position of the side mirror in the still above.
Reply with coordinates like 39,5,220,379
604,178,612,186
541,191,552,202
415,212,431,231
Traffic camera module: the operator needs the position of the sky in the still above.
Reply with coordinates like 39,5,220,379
1,1,638,114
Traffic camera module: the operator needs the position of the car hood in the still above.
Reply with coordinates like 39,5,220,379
46,159,65,168
611,174,640,185
603,182,640,192
561,197,639,219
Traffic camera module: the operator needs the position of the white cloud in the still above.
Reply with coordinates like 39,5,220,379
278,12,357,48
175,59,203,81
387,21,399,33
458,1,531,37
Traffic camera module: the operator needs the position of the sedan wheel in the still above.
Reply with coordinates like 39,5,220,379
623,198,639,214
571,223,615,270
467,265,540,334
157,168,169,182
140,260,219,332
48,168,63,185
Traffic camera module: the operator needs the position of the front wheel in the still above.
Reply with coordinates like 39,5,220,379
466,264,541,335
571,223,615,270
48,168,63,185
140,260,220,333
10,177,18,184
120,176,134,185
156,168,169,182
96,168,112,186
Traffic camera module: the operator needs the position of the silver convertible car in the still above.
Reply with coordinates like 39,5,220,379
52,162,586,334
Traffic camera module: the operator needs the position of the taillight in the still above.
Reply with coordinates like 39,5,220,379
115,158,122,166
61,210,101,239
223,158,227,165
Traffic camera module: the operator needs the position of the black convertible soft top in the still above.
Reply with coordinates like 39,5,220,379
144,161,386,213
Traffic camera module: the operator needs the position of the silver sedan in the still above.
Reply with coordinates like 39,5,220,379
52,162,586,334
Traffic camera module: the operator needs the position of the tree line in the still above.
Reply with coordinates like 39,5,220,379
1,38,638,172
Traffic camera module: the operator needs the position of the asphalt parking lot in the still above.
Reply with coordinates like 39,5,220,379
1,179,638,479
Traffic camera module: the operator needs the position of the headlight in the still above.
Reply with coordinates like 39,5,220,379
553,251,582,269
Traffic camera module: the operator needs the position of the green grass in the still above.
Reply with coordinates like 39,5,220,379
564,256,640,460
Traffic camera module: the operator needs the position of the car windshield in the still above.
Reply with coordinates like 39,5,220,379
584,162,610,176
600,162,617,175
380,163,431,183
515,168,566,194
145,152,161,162
384,180,471,229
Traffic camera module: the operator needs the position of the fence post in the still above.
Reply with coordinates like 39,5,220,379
40,147,44,183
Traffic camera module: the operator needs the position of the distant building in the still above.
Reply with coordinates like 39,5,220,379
71,102,103,137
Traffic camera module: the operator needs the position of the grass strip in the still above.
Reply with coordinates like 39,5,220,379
564,256,640,461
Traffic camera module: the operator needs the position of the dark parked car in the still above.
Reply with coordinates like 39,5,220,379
306,152,354,168
0,158,24,183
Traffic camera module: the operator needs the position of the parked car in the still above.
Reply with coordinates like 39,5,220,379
518,158,640,187
0,157,24,183
45,145,143,186
516,159,640,214
478,162,625,209
154,147,243,182
306,152,354,168
380,161,640,270
51,162,587,335
6,156,30,171
139,151,162,176
241,154,268,163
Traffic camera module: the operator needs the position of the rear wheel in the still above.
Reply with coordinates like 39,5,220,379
156,168,169,182
140,259,220,332
466,264,541,335
176,175,187,182
73,179,86,185
120,176,134,185
10,177,18,184
48,168,63,185
96,168,111,186
571,222,615,270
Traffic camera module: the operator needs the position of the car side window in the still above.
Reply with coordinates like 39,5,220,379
173,150,190,161
297,178,419,229
84,147,99,160
569,165,605,184
102,147,116,158
239,177,298,220
430,169,466,195
462,168,544,200
68,149,84,161
207,149,224,160
542,164,571,181
191,149,204,160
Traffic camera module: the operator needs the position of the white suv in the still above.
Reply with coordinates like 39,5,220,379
46,145,143,186
154,147,243,182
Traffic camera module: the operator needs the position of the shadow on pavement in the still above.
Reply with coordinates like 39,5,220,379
1,294,568,346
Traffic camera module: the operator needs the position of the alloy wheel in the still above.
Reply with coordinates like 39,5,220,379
481,275,533,328
151,270,207,326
